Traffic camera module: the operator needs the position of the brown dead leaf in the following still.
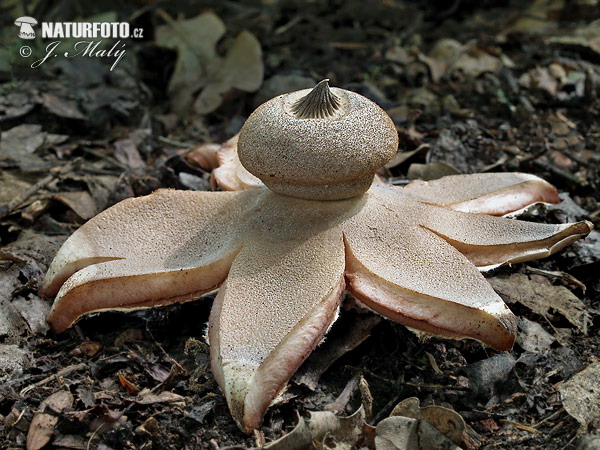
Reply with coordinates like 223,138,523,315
71,341,102,358
498,0,563,36
0,344,29,383
421,39,510,82
390,397,467,446
490,273,590,335
559,362,600,429
264,407,365,449
517,317,555,353
406,162,460,181
453,45,509,78
384,144,430,170
0,124,67,171
88,408,128,434
26,390,74,450
296,312,381,391
12,297,50,335
193,31,263,114
375,415,461,450
118,374,140,396
423,38,463,83
0,171,35,204
0,90,35,121
51,191,98,220
547,19,600,57
519,67,559,96
52,434,88,449
156,11,263,115
135,389,185,406
114,138,145,169
40,93,85,120
0,125,46,161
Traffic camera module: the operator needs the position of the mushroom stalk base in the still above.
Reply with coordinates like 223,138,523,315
263,175,374,200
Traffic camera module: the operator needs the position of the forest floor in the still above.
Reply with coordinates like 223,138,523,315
0,1,599,449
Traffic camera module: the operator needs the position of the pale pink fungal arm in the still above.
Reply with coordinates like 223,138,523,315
402,172,561,216
41,189,255,333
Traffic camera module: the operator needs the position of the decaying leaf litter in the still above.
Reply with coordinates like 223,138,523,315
1,1,599,449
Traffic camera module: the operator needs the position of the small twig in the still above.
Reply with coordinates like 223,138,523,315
158,136,194,148
353,366,468,391
518,140,549,165
0,159,81,219
500,419,540,434
145,322,187,374
81,147,128,169
325,374,360,412
87,423,105,450
532,159,586,186
13,408,26,427
533,407,565,428
19,363,87,396
524,266,587,293
274,15,303,35
558,149,590,168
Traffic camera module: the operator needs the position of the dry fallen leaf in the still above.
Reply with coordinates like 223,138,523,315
12,297,51,335
547,19,600,57
155,11,263,115
193,30,263,114
114,138,146,169
559,361,600,429
0,124,68,169
498,0,563,36
264,407,366,449
40,92,85,120
375,415,461,450
421,38,510,82
519,67,559,96
0,343,29,383
26,390,74,450
517,317,555,353
0,125,46,158
390,397,467,447
452,45,510,78
51,191,98,221
0,171,35,205
135,389,186,406
406,162,460,181
490,273,590,335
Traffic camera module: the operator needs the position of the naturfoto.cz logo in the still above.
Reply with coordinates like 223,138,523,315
16,18,144,71
15,17,38,39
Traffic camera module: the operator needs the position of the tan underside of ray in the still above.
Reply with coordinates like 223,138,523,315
41,256,122,298
341,195,516,350
411,199,593,269
366,185,592,269
425,221,593,269
47,253,237,333
43,189,256,331
209,228,345,433
402,173,560,215
212,134,263,191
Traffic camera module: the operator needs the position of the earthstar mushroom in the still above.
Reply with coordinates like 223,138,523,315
42,81,593,433
237,79,397,200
